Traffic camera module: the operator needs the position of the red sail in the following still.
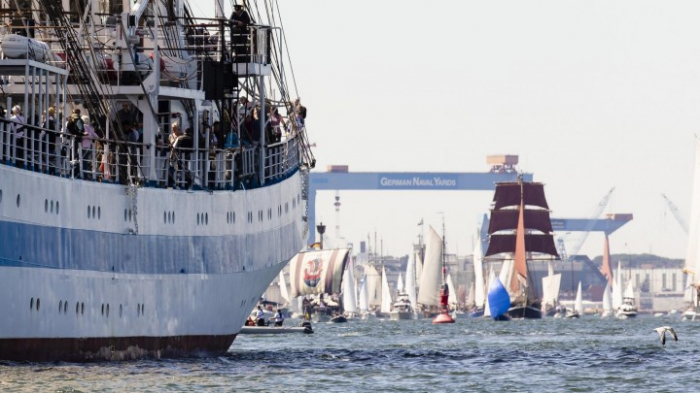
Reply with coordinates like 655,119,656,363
511,200,527,293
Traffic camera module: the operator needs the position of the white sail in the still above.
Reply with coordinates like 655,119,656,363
473,230,485,308
343,259,357,313
406,249,418,313
397,273,404,294
279,271,290,303
685,139,700,284
417,226,443,307
447,273,457,306
358,277,369,312
498,258,514,296
483,267,495,317
574,282,583,315
547,261,554,277
366,265,381,307
612,261,623,310
542,273,561,309
602,282,613,316
381,265,392,313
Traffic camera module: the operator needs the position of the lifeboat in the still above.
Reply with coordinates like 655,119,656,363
1,33,55,63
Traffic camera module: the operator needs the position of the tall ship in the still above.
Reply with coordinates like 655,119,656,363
0,0,313,360
484,176,559,319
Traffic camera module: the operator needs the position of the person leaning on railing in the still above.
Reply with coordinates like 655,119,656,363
10,105,26,165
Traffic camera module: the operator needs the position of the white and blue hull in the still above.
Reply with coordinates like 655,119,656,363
0,165,307,360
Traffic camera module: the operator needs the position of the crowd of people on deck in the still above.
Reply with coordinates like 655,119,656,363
1,94,306,187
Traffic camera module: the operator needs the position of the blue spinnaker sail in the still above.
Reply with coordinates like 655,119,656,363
487,277,511,320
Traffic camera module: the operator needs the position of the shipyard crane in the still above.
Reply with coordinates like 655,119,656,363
661,194,689,235
565,187,615,260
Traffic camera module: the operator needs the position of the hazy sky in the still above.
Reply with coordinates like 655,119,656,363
200,1,700,260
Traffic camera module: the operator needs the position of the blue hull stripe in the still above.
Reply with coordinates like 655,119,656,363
0,220,301,275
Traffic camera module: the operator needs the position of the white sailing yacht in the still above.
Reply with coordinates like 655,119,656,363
379,266,393,318
342,258,358,319
567,282,583,318
541,261,562,317
417,226,443,317
470,229,486,317
601,282,613,318
616,278,638,319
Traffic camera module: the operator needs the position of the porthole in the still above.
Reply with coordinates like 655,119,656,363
81,302,84,314
197,213,200,225
172,212,175,224
106,304,110,318
226,212,230,224
233,212,236,223
59,300,63,313
164,211,167,224
92,206,96,218
98,206,101,219
119,304,123,318
51,200,54,213
142,304,145,315
30,297,34,310
0,189,3,203
137,304,141,316
76,302,79,315
16,194,20,207
64,301,67,314
128,209,132,222
205,213,208,225
36,298,40,311
87,206,91,218
56,202,59,214
124,209,128,222
45,199,48,212
101,304,104,316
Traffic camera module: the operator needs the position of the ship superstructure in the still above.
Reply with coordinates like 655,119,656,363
0,0,313,360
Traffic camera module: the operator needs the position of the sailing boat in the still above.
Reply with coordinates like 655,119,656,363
567,282,583,318
485,177,560,319
379,265,393,318
289,248,351,323
541,261,563,317
469,228,487,318
358,277,376,320
601,282,613,318
612,261,623,312
417,226,444,317
487,277,511,321
391,254,417,320
342,257,358,319
616,277,638,318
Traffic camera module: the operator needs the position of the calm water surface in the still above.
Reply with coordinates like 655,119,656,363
1,316,699,392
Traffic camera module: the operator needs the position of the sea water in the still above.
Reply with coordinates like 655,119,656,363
0,315,698,392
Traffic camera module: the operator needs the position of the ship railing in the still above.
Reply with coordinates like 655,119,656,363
0,117,151,184
264,132,299,183
230,25,272,64
0,117,301,190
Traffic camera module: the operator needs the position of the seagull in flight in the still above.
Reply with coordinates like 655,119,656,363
653,326,678,346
